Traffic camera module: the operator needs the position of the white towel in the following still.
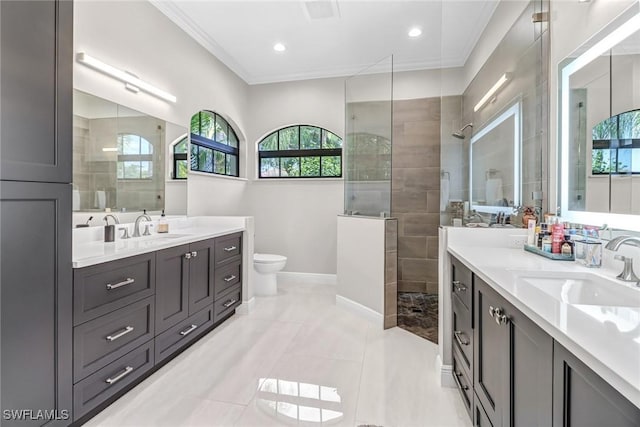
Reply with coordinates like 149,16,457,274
440,178,450,212
94,190,106,209
485,178,503,205
73,190,80,211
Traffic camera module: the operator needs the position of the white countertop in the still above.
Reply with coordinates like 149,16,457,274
73,216,247,268
448,239,640,408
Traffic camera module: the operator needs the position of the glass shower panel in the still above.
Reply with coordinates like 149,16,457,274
344,56,393,217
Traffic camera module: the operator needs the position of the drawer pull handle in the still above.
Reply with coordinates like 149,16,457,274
453,370,469,391
180,324,198,336
106,278,135,290
191,251,198,257
224,275,237,282
223,299,237,308
105,366,134,385
454,330,470,346
489,306,508,326
106,326,134,342
452,280,467,292
185,253,192,259
223,246,237,252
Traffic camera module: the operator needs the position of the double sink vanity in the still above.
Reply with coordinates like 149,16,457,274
443,228,640,427
71,216,250,423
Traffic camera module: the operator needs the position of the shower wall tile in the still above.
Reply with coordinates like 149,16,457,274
384,218,398,330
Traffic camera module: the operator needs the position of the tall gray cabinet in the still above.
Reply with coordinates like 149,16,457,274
1,0,73,425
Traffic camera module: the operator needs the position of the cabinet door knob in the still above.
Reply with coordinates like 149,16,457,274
184,253,192,259
489,306,496,318
490,307,508,325
452,280,467,292
191,251,197,258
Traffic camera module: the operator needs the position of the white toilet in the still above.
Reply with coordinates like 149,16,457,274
253,253,287,296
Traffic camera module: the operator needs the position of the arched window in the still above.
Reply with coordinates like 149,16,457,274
591,109,640,174
172,135,188,179
190,111,240,177
258,125,342,178
117,133,153,179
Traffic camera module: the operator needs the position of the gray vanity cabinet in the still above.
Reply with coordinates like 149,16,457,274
473,277,553,427
0,181,72,426
155,239,216,333
0,0,72,183
552,342,640,427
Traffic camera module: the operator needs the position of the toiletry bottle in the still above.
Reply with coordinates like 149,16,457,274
551,223,564,254
527,219,536,246
157,210,169,233
542,234,552,253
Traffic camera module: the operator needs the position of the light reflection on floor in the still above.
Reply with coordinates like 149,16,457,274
256,378,344,424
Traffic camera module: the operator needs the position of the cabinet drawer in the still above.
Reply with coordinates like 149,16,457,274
214,233,242,265
155,306,214,365
214,261,242,300
74,253,155,325
74,297,155,382
453,344,473,419
474,395,494,427
452,293,473,372
214,284,241,323
451,257,472,310
73,340,154,420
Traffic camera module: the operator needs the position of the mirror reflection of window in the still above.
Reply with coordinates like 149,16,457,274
116,133,154,180
591,110,640,175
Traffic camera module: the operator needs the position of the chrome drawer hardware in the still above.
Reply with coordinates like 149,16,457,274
180,324,198,336
105,366,133,385
106,326,134,342
191,251,197,258
489,306,508,325
223,246,236,252
454,330,470,346
184,253,192,259
223,275,237,282
223,299,237,308
453,370,469,390
106,278,135,290
452,280,467,292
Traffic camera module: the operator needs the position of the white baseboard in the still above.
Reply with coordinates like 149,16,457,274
236,297,255,315
277,271,337,285
436,354,456,388
335,295,383,326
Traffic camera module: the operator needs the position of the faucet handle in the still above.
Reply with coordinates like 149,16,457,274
613,254,639,283
614,254,629,262
119,227,130,239
143,224,152,236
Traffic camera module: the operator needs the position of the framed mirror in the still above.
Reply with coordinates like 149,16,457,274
73,90,188,214
470,102,522,214
559,5,640,230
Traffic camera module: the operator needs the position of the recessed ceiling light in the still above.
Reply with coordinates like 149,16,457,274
408,27,422,38
273,43,286,52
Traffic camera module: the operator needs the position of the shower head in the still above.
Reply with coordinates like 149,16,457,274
452,123,473,139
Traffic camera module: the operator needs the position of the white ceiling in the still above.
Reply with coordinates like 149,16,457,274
151,0,499,85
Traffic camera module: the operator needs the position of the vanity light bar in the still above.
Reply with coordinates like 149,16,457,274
76,52,177,103
474,73,511,112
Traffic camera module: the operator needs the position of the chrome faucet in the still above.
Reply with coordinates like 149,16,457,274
604,236,640,287
133,210,152,238
103,214,120,224
465,212,485,224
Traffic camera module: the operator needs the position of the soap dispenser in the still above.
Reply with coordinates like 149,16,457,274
157,209,169,233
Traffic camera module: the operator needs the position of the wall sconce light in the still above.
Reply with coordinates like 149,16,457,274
76,52,177,103
474,73,511,112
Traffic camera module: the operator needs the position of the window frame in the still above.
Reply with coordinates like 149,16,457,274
116,133,154,180
257,125,342,179
189,111,240,177
172,136,188,180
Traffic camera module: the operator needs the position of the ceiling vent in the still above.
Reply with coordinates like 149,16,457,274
302,0,340,21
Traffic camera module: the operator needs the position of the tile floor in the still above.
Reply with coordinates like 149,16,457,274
86,282,470,427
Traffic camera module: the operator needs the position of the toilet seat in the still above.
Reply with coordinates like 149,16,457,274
254,253,287,264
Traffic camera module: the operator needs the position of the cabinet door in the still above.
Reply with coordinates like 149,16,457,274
0,181,72,426
0,0,72,183
155,244,190,333
508,301,553,427
474,278,509,427
188,239,214,315
553,342,640,427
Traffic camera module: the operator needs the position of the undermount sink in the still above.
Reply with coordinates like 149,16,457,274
510,270,640,308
